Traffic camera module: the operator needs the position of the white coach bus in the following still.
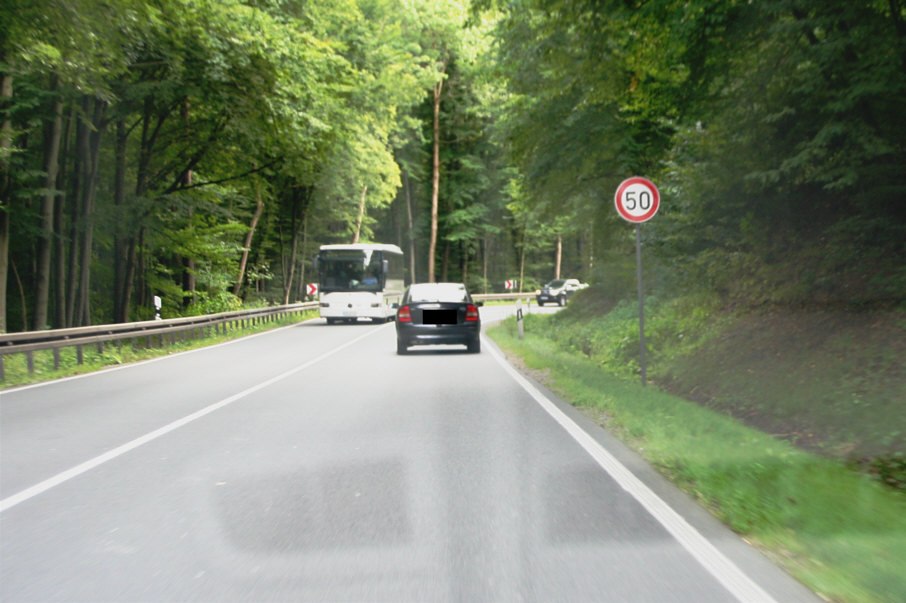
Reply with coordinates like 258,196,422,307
315,243,405,324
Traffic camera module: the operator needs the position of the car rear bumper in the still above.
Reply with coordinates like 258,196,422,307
396,323,480,347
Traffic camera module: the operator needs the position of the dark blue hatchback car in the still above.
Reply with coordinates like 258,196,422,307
395,283,482,354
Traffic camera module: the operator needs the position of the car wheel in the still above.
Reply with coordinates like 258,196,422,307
397,339,408,355
558,295,566,306
467,338,480,353
537,300,544,307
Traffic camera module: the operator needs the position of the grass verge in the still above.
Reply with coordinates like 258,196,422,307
0,311,318,390
488,318,906,603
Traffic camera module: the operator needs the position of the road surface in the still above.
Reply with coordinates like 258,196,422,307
0,307,817,601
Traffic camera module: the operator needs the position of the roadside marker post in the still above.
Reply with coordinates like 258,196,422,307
516,298,524,340
614,177,660,387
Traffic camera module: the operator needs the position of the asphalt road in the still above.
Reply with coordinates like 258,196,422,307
0,307,818,602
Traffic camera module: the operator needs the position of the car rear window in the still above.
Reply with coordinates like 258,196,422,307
408,283,469,303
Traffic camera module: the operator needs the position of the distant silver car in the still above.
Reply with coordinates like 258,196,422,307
395,282,482,354
535,278,588,306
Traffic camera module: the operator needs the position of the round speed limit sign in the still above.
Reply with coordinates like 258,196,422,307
614,177,660,223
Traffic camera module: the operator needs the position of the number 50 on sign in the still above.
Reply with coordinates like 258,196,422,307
615,177,660,223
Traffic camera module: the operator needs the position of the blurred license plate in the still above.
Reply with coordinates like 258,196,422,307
422,309,457,325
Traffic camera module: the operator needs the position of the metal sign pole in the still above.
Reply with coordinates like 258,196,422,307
635,224,647,387
614,176,659,388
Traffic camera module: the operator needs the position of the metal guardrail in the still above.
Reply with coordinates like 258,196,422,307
473,292,534,302
0,292,535,382
0,302,318,381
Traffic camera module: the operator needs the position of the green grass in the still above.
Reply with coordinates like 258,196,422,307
489,319,906,603
534,289,906,484
0,311,318,389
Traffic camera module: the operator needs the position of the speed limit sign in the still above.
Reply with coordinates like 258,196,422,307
614,177,660,223
613,176,660,387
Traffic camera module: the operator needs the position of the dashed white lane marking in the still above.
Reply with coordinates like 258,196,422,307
0,325,388,513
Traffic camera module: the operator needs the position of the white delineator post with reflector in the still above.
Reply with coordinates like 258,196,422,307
614,177,660,387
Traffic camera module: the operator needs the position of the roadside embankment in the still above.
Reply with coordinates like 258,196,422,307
488,296,905,602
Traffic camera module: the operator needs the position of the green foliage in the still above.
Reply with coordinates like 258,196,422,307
527,290,726,380
492,0,906,308
4,0,904,333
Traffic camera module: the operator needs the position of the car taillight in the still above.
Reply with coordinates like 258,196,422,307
465,304,479,321
398,305,411,322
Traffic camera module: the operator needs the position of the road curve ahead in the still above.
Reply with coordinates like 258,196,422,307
0,314,817,602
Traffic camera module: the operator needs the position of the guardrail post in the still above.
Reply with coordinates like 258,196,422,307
97,341,104,355
77,345,83,365
0,354,4,381
53,348,61,370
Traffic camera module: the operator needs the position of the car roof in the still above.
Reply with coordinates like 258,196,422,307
319,243,403,254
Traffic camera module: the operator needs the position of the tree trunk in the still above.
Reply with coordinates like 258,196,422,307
112,117,140,323
282,186,310,305
10,260,27,330
181,101,195,308
75,97,106,326
33,74,63,330
555,234,562,280
234,185,265,297
428,68,445,283
65,104,84,327
482,235,489,293
0,68,12,332
518,225,527,293
441,240,449,281
113,119,128,322
404,170,416,282
53,106,73,329
299,212,308,297
125,98,156,320
353,185,367,243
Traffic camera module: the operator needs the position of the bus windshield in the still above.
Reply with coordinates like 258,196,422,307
318,249,383,293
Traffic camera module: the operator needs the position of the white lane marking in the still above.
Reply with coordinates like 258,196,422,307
485,340,778,603
0,325,389,513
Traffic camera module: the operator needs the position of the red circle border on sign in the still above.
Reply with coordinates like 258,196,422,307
614,176,660,223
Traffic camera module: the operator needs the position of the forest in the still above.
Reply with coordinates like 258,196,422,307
1,0,904,332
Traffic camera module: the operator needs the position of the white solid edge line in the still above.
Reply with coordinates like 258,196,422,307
485,341,778,603
0,324,388,514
